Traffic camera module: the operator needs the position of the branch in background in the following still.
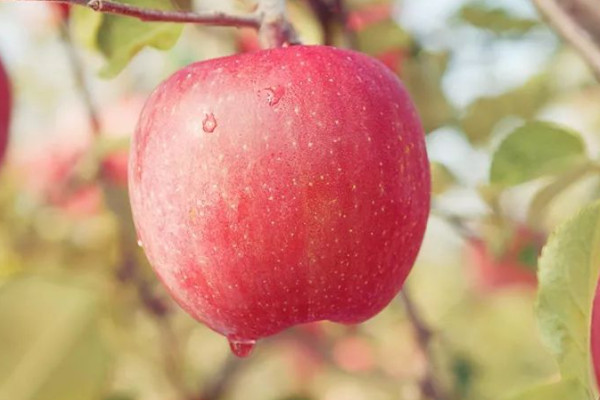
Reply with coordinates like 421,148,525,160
196,355,245,400
306,0,357,48
58,22,101,137
116,252,192,400
332,0,359,49
532,0,600,81
559,0,600,42
307,0,334,45
399,290,450,400
430,206,479,242
27,0,261,28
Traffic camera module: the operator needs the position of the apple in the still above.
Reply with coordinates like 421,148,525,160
465,225,544,290
129,45,430,356
591,277,600,390
0,55,11,168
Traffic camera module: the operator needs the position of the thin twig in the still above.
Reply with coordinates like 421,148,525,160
532,0,600,81
58,22,101,136
399,289,449,400
25,0,261,28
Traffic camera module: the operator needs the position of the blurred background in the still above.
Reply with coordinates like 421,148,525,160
0,0,599,399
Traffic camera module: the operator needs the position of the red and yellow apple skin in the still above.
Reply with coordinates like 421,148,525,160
129,45,430,344
0,55,11,168
465,226,543,290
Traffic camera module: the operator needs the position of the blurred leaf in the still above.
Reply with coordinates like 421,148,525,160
71,6,103,49
527,161,595,226
460,5,539,34
451,354,476,398
502,379,588,400
461,76,551,144
170,0,192,11
536,201,600,395
401,51,454,133
0,276,110,400
72,0,183,78
490,121,586,187
356,20,411,56
431,161,457,195
104,395,135,400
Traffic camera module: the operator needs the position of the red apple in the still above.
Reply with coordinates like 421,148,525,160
591,277,600,390
129,45,430,355
465,225,544,290
0,55,11,168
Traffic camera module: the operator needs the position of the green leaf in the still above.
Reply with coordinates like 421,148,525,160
502,379,588,400
431,161,457,195
461,75,551,144
356,20,412,56
460,5,539,34
0,276,110,400
536,201,600,396
401,51,454,133
527,161,595,226
72,0,183,78
490,121,587,187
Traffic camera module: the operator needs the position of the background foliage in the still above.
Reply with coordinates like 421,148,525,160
1,0,600,400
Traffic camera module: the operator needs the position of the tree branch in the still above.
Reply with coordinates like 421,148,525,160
257,0,299,48
25,0,261,28
399,289,450,400
532,0,600,81
58,22,101,137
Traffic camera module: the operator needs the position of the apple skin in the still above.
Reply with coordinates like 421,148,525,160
0,55,11,168
591,277,600,390
129,45,430,343
465,226,543,290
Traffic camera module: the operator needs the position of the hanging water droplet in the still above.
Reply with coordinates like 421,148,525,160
261,86,285,106
137,239,143,248
202,113,217,133
228,338,256,358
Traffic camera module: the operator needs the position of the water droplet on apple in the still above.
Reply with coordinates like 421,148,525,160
202,113,217,133
261,86,285,106
228,338,256,358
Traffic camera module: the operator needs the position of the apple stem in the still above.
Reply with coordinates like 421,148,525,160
532,0,600,81
399,289,451,400
257,0,299,48
24,0,262,28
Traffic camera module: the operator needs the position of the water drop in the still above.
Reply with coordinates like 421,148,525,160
228,338,256,358
202,113,217,133
261,86,285,106
137,239,143,248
